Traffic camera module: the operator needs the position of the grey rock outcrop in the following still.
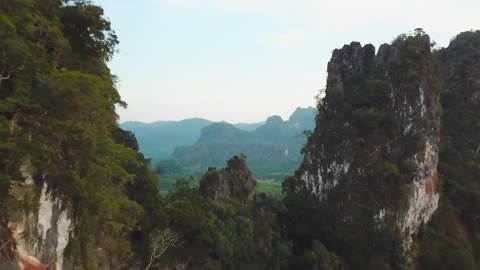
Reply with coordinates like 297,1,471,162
297,33,441,247
199,155,256,203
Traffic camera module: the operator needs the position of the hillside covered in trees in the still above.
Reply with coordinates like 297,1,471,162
120,118,215,162
170,107,316,180
121,107,316,181
0,1,480,270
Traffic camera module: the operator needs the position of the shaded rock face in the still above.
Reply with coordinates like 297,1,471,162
199,156,256,203
437,31,480,154
0,166,73,270
297,35,441,246
434,31,480,257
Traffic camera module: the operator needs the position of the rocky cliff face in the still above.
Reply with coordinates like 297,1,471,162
199,155,256,203
297,32,441,247
416,30,480,265
0,165,73,270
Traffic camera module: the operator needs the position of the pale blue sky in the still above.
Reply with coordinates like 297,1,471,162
95,0,480,123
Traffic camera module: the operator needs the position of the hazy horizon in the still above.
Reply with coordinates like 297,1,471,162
119,106,315,124
96,0,480,123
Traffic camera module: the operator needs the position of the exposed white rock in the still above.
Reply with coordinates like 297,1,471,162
404,121,414,135
55,205,72,270
301,160,350,199
376,209,386,220
327,161,350,179
298,41,441,251
419,87,426,118
38,183,54,243
301,168,324,197
399,138,439,247
8,169,73,270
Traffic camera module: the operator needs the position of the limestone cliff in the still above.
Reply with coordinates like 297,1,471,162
296,31,441,247
0,165,73,270
199,155,256,203
0,2,159,269
413,30,480,267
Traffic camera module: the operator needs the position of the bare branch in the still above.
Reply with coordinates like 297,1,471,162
0,52,24,86
144,229,183,270
0,70,12,85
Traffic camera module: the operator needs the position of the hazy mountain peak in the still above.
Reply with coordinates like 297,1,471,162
265,115,284,125
201,122,242,136
288,106,316,125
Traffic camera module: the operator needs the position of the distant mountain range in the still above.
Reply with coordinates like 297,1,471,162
121,118,214,161
120,118,265,161
120,107,316,180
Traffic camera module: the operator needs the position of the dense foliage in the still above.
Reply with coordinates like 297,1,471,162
120,118,214,162
415,30,480,269
159,180,291,269
0,0,159,268
1,1,480,269
122,107,315,181
171,108,316,181
138,30,480,270
283,30,443,269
